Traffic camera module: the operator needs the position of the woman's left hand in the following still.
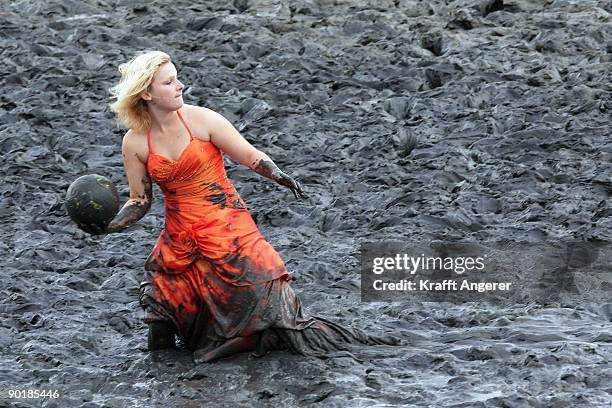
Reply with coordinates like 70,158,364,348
251,157,308,200
273,170,308,200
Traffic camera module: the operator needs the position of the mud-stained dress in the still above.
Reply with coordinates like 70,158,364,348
139,110,396,357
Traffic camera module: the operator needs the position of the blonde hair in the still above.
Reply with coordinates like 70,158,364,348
108,50,171,134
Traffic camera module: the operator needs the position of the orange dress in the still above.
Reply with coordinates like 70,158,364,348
139,110,396,356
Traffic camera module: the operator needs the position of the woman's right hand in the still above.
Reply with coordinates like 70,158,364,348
84,222,116,235
101,200,150,234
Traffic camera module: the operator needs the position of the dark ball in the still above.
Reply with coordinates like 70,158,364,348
65,174,120,235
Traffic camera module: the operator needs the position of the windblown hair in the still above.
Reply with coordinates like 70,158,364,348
108,50,171,134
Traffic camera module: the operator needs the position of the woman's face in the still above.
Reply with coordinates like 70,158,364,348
143,62,184,109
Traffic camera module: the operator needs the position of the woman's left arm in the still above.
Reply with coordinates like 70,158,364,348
201,107,307,199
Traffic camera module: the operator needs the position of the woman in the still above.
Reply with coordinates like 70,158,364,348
105,50,397,362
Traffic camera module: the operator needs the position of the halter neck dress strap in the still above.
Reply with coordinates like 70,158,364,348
147,127,153,154
176,110,194,141
146,109,193,155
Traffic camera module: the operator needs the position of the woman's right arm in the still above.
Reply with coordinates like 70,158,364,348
105,130,152,234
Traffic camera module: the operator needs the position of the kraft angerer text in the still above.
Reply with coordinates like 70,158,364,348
372,254,486,275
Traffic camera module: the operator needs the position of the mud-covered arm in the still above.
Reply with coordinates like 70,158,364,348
105,131,153,234
248,152,307,199
202,107,307,199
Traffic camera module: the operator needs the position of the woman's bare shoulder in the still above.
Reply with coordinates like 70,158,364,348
183,103,222,118
123,128,146,145
182,104,214,141
123,129,148,164
182,103,212,119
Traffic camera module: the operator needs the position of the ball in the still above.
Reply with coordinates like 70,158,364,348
65,174,120,234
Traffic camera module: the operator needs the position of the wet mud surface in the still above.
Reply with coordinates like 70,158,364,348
0,0,611,406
